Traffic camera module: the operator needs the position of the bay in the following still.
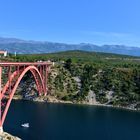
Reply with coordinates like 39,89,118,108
3,100,140,140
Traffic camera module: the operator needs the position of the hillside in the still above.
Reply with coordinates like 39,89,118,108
8,50,140,110
0,37,140,56
14,50,140,68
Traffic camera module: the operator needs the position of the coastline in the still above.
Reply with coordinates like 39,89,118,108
47,100,139,112
12,95,140,112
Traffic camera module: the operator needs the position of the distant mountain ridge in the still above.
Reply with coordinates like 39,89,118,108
0,37,140,56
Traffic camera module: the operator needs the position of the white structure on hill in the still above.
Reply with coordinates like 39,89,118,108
0,51,7,57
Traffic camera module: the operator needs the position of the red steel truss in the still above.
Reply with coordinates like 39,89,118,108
0,62,52,129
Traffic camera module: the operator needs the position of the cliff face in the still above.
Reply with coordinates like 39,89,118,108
11,61,139,111
15,61,140,110
47,63,140,110
9,49,140,110
48,64,79,99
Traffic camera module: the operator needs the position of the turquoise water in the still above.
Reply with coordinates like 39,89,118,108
3,100,140,140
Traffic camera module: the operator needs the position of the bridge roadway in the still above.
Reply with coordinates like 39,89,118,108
0,62,52,66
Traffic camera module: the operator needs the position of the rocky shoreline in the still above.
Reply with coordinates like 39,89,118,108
47,98,139,112
0,132,21,140
12,95,140,112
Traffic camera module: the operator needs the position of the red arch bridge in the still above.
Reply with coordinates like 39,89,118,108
0,62,52,132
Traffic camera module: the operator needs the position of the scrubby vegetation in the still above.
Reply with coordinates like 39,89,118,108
3,50,140,109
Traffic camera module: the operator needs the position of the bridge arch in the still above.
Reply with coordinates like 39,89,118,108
1,65,47,126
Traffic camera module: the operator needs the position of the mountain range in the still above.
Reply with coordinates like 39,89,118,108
0,37,140,56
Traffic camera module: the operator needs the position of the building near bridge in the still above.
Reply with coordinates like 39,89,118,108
0,51,7,57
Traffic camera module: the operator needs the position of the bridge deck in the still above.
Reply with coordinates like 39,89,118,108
0,62,52,66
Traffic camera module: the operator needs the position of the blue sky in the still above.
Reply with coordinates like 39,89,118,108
0,0,140,46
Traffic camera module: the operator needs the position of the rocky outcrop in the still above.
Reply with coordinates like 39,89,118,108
86,90,98,105
0,132,21,140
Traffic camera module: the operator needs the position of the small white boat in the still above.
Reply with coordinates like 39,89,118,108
21,123,29,128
